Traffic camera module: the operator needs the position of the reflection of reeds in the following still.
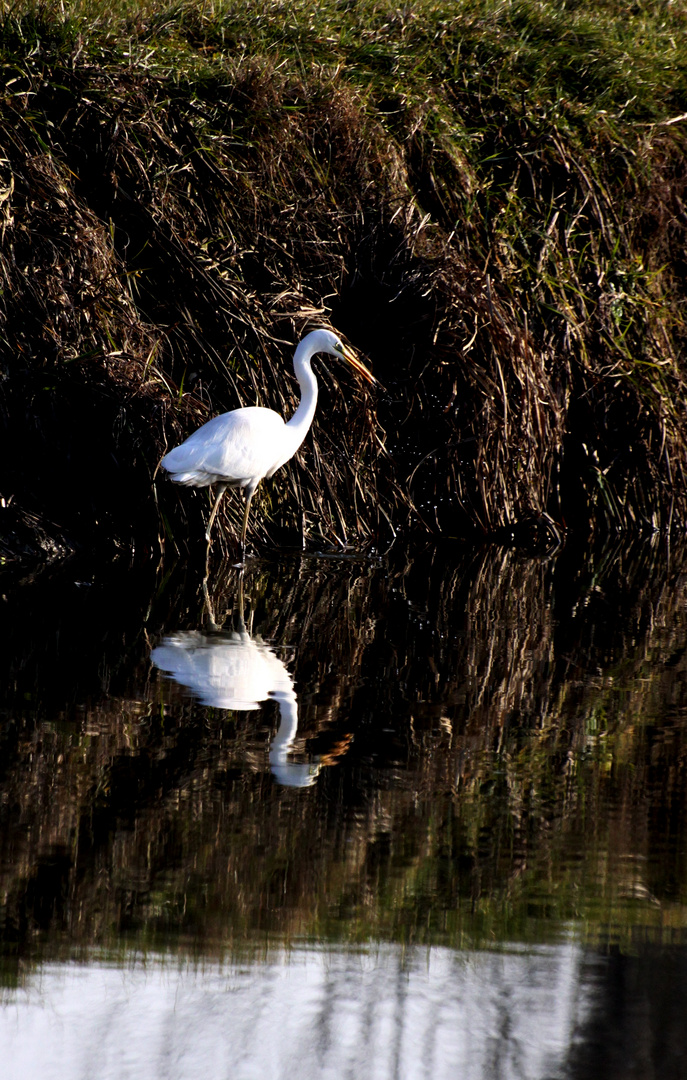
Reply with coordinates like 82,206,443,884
2,538,687,969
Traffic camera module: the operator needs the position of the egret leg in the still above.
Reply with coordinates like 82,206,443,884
205,483,227,543
239,489,254,561
237,567,246,631
202,574,220,631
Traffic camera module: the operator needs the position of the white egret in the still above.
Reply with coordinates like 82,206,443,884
160,328,375,554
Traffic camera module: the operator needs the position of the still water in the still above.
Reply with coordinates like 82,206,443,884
1,538,687,1078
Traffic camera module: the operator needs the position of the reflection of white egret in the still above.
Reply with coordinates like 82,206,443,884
160,329,376,555
151,626,320,788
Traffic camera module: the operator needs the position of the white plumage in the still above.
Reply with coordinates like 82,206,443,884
160,328,375,554
151,628,320,787
162,408,289,489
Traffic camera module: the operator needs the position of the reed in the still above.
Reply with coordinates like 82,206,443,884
1,0,686,557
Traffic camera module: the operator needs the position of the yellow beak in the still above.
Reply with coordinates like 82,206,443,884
340,343,377,385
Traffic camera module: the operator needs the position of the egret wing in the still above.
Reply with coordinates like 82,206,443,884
161,407,286,487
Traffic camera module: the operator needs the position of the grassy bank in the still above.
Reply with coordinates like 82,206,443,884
1,0,687,558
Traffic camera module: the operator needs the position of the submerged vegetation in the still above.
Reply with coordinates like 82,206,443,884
1,0,687,557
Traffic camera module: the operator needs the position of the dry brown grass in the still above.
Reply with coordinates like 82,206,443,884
1,1,687,559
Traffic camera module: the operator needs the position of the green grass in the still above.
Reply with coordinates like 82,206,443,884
41,0,684,115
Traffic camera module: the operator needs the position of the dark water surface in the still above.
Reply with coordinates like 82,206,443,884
2,538,687,1078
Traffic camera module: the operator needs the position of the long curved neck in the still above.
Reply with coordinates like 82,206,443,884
285,342,319,451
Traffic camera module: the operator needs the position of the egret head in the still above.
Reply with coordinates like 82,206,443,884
303,328,376,385
331,338,377,385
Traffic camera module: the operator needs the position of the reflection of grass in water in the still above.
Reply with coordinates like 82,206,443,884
1,537,687,976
